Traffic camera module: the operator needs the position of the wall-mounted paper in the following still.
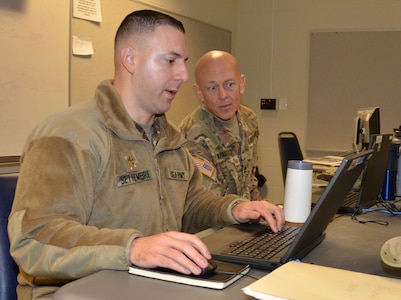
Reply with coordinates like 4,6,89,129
73,0,102,22
72,35,94,56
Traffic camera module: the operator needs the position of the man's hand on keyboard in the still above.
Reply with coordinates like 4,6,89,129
232,201,285,233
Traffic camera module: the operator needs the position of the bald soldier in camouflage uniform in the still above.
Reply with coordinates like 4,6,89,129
180,50,261,200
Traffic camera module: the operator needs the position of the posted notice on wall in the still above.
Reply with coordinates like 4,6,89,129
73,0,102,23
72,35,94,56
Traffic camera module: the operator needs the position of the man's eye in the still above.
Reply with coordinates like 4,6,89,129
207,86,217,91
225,82,235,89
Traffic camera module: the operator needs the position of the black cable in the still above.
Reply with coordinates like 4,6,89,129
350,207,390,226
375,196,401,214
215,271,260,281
351,213,389,226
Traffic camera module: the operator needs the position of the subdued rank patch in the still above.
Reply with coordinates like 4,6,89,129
116,170,152,187
192,157,215,178
216,149,233,160
166,169,188,181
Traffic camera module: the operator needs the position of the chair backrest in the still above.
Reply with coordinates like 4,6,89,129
0,173,19,300
278,132,304,183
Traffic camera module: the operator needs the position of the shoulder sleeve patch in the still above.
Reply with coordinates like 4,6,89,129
192,157,215,178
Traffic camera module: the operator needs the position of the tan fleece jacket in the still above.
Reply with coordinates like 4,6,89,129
8,80,246,299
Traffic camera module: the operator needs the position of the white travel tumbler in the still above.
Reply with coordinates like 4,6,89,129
284,160,313,223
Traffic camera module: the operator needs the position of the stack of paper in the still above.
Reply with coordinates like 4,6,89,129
243,261,401,300
303,155,344,167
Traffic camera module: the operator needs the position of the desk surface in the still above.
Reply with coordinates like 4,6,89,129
54,208,401,300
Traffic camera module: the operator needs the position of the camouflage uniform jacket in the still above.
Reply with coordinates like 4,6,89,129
180,105,261,200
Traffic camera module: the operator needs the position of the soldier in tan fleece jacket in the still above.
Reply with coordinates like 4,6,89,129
8,9,284,300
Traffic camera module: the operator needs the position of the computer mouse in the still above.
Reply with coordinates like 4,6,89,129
199,259,217,277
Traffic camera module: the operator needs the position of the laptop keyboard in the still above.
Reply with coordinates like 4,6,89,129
220,226,300,260
342,191,358,207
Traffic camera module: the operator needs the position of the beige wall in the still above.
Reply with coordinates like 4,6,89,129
134,0,236,31
235,0,401,204
0,0,70,158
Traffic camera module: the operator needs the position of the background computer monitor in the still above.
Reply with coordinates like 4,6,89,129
353,106,380,152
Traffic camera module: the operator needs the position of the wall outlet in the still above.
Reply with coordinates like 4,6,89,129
279,98,288,110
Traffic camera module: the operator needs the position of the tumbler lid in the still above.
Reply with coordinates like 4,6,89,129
288,160,313,170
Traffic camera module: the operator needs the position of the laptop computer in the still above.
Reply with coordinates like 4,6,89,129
201,150,373,271
337,133,393,214
312,133,392,213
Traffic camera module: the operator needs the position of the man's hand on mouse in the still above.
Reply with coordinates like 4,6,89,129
129,231,211,276
129,201,284,275
232,200,285,232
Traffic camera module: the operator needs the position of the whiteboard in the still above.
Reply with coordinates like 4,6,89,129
0,0,70,156
307,31,401,153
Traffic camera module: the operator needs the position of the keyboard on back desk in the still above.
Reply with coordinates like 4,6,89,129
342,191,358,207
220,226,300,260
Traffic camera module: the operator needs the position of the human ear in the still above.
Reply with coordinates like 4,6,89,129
192,84,205,103
239,74,246,94
121,46,135,73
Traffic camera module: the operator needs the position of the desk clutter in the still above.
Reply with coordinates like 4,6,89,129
303,155,344,167
242,261,401,300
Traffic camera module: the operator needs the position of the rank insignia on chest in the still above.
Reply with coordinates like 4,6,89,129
217,149,233,160
119,151,138,171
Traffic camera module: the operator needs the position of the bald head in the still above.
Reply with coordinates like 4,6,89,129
194,51,240,84
192,50,245,122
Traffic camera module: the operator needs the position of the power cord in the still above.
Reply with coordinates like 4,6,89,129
351,196,401,225
375,196,401,214
351,211,389,226
361,209,401,215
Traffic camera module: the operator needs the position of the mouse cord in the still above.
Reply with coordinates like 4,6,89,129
215,271,260,281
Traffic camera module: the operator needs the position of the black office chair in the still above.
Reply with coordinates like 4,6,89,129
0,173,19,300
278,132,304,183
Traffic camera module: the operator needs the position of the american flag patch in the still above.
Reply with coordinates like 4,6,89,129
193,157,215,178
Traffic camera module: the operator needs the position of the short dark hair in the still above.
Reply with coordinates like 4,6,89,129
115,10,185,44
